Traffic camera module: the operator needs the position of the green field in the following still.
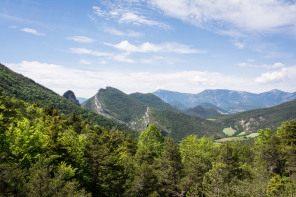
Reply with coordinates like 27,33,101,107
223,127,236,136
246,133,259,138
238,131,246,136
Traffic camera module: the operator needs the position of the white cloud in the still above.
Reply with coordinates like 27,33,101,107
93,6,105,16
105,40,206,54
80,59,92,64
69,48,135,63
234,42,245,49
271,62,285,68
104,27,143,37
67,36,94,43
237,61,285,69
92,4,170,29
6,61,267,98
112,53,135,63
69,48,111,57
118,12,169,29
21,28,45,36
150,0,296,34
255,65,296,84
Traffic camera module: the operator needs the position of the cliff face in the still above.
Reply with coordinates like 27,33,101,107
63,90,80,106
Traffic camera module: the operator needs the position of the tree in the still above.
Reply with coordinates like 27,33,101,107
155,138,183,196
25,156,90,197
179,136,217,195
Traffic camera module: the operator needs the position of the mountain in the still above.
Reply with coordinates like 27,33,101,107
82,87,224,141
63,90,80,106
153,89,296,113
129,92,178,112
77,97,88,104
184,105,222,119
216,98,296,133
199,103,229,114
0,63,137,137
82,87,147,125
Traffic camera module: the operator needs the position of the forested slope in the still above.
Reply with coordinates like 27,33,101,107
0,63,137,137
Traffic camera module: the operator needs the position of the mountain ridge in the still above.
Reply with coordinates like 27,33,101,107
82,87,225,141
153,89,296,112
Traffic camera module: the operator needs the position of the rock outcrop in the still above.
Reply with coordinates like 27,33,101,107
63,90,80,106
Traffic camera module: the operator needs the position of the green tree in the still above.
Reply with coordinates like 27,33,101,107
25,156,90,197
179,136,217,195
155,138,183,196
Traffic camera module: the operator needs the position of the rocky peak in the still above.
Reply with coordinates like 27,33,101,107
63,90,80,106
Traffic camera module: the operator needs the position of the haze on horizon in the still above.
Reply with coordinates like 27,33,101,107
1,0,296,98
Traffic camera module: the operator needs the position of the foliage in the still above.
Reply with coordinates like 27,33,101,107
1,85,296,196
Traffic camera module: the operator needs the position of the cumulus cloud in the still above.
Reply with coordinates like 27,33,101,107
255,66,296,84
21,28,45,36
67,36,94,43
105,40,206,54
7,61,257,98
150,0,296,34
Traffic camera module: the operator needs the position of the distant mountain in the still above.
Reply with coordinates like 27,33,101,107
0,63,137,137
77,97,87,104
199,103,229,114
82,87,224,141
63,90,80,106
184,103,226,119
153,89,296,113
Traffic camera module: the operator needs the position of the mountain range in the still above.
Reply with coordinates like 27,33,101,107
1,62,296,142
82,87,224,141
153,89,296,113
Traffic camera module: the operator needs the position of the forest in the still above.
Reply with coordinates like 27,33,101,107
0,86,296,197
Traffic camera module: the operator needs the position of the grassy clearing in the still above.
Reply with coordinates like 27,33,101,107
246,133,259,138
223,127,236,136
207,119,216,121
215,136,245,143
238,131,246,136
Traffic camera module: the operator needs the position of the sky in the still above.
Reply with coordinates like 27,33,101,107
1,0,296,98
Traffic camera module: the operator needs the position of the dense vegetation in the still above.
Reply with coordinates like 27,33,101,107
149,108,224,141
0,63,137,137
1,88,295,196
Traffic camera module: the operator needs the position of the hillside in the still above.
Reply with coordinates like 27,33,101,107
153,89,296,113
216,98,296,133
82,87,225,141
0,63,137,136
129,92,178,112
184,105,222,119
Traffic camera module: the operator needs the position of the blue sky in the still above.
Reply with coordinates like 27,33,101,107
1,0,296,98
